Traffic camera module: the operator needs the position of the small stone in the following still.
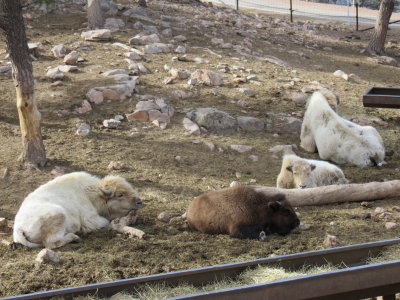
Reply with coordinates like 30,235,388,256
175,156,181,162
103,119,121,129
249,155,259,162
230,181,242,187
63,51,79,65
114,115,124,121
375,207,386,214
35,249,61,264
230,144,253,153
51,44,67,58
361,201,372,208
235,172,241,179
50,166,66,177
81,29,112,41
299,223,311,230
86,89,104,104
157,211,171,223
175,45,186,54
126,111,149,122
76,123,91,136
190,69,223,86
58,65,78,73
385,222,398,230
329,221,337,226
238,88,255,97
183,117,200,135
0,218,8,231
333,70,349,81
187,78,197,85
107,161,125,170
2,168,9,179
75,100,92,114
204,141,215,151
46,67,64,80
323,234,340,247
249,179,257,183
269,144,296,156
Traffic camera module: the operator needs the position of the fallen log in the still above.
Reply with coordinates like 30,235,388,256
253,180,400,206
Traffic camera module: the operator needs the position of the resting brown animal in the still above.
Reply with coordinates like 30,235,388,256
186,186,300,239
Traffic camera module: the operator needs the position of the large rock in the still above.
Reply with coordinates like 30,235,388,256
186,108,237,133
81,29,112,41
46,67,64,80
367,56,398,67
265,114,302,134
51,44,67,58
190,69,223,86
129,33,160,45
63,51,79,65
144,43,173,54
237,116,264,131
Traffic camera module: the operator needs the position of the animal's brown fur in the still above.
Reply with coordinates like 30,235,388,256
186,186,300,239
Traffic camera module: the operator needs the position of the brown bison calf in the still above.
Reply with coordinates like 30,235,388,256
186,186,300,239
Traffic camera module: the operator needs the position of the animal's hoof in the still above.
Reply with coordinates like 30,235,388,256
9,242,24,249
259,231,267,242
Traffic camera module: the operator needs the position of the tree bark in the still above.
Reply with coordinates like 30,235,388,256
367,0,394,55
138,0,147,7
253,180,400,206
0,0,46,168
87,0,103,29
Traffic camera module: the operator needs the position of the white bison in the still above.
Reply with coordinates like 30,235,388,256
277,154,348,189
300,91,385,167
13,172,142,249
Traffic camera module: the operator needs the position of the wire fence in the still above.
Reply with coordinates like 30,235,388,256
210,0,400,31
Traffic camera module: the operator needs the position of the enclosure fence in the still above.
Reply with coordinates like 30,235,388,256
210,0,400,31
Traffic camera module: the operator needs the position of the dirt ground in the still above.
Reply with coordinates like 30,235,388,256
1,0,400,297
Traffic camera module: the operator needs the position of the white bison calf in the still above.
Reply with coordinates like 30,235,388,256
13,172,142,249
300,91,385,167
277,154,348,189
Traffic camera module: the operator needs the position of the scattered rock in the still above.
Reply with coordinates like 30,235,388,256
367,56,398,67
237,116,264,131
107,161,125,170
157,211,171,223
75,100,92,114
238,88,255,97
183,117,201,135
230,144,253,153
375,207,386,214
360,201,372,208
63,51,79,65
385,222,398,230
392,206,400,212
186,108,237,133
35,249,61,264
264,55,289,68
329,221,337,226
361,213,371,220
126,111,149,122
230,181,242,187
265,114,302,134
204,141,215,151
175,45,186,54
104,18,125,32
144,43,173,54
249,155,259,162
190,69,224,86
86,89,104,104
0,218,8,231
51,44,67,58
75,122,91,136
299,223,311,230
268,144,296,156
129,33,160,45
333,70,348,81
290,93,308,104
58,65,78,73
103,119,121,129
323,234,340,247
81,29,112,41
46,67,64,80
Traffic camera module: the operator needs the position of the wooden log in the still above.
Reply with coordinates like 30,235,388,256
253,180,400,207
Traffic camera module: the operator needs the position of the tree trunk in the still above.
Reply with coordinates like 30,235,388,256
367,0,394,55
87,0,103,29
253,180,400,206
0,0,46,168
138,0,147,7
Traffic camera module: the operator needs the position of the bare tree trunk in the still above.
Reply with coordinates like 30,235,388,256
138,0,147,7
0,0,46,168
253,180,400,206
367,0,394,55
87,0,103,29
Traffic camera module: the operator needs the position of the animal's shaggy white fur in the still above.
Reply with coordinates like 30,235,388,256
13,172,141,249
277,154,348,189
300,91,385,167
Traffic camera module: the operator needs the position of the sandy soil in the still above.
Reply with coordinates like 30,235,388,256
1,0,400,297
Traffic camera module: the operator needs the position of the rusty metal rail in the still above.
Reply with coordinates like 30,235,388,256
2,238,400,300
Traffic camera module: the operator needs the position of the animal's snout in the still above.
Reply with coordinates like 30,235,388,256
299,184,307,189
134,197,143,208
291,219,300,229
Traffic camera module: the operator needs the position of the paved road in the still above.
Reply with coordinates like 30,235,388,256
210,0,400,25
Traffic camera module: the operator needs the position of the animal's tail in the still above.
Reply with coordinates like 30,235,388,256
13,228,41,248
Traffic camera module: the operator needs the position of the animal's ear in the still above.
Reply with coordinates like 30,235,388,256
286,166,293,172
310,164,316,171
100,187,113,199
268,200,282,212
